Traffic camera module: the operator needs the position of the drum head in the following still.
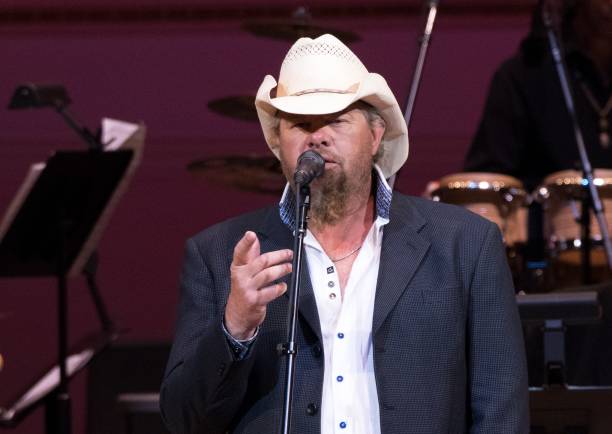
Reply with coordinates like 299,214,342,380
540,169,612,201
432,172,526,205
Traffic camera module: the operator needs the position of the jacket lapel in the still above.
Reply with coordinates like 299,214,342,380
372,198,430,336
257,208,322,342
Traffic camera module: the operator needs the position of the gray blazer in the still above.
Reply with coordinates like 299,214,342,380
160,193,529,434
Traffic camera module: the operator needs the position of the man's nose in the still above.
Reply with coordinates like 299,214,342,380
307,127,329,148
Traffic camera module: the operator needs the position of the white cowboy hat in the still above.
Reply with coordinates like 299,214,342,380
254,34,409,178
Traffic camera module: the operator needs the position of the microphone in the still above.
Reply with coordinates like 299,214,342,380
293,150,325,185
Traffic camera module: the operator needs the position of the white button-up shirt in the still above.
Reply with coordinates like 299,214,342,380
304,211,388,434
274,164,393,433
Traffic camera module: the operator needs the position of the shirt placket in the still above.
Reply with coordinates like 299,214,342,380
327,263,353,433
304,222,385,434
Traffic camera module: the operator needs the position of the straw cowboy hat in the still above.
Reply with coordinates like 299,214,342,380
254,34,409,179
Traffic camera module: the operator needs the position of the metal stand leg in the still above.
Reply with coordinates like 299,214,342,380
543,319,566,387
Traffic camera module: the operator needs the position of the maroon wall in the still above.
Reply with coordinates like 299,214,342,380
0,1,531,433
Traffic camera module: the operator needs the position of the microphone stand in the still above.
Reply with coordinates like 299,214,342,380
404,0,439,128
279,183,311,434
543,8,612,278
390,0,439,188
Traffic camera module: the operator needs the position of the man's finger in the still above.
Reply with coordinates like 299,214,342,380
232,231,260,266
256,281,288,305
248,249,293,275
251,262,292,289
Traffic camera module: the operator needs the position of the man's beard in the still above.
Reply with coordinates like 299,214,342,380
309,169,351,227
292,158,372,228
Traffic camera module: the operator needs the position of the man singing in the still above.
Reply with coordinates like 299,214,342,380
160,34,529,434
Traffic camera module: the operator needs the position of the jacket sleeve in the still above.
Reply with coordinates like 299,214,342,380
160,237,256,434
467,223,529,433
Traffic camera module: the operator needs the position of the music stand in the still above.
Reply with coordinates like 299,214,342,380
0,148,136,434
0,332,116,429
517,291,601,385
517,291,612,433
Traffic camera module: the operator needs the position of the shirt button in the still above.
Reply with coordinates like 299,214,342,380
329,293,336,300
337,332,344,339
217,363,226,376
306,403,319,416
336,375,343,382
340,421,347,429
328,281,335,288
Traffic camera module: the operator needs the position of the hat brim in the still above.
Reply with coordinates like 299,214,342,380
255,73,409,179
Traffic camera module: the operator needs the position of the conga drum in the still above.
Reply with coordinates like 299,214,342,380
538,169,612,268
429,173,529,287
430,172,528,247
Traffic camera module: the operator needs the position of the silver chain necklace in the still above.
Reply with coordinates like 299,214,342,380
579,81,612,149
330,245,361,263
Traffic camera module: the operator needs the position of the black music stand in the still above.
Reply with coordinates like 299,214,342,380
518,291,612,433
518,291,602,386
0,332,117,430
0,149,134,434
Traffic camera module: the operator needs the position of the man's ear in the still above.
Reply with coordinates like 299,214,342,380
370,122,385,156
269,123,281,148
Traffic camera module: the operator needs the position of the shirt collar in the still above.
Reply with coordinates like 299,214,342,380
278,164,392,231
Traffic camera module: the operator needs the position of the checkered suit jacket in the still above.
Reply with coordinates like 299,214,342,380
160,193,529,433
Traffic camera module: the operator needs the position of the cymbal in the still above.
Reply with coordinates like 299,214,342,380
207,95,257,122
187,154,285,194
242,6,360,43
242,21,361,43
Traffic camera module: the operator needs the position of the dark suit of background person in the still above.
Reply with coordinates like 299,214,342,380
463,0,612,387
160,34,529,434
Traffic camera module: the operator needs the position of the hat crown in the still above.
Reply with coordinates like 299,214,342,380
277,35,368,97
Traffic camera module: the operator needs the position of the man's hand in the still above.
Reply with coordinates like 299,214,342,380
225,231,293,340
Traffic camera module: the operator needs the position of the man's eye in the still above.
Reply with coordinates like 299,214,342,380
292,122,308,129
